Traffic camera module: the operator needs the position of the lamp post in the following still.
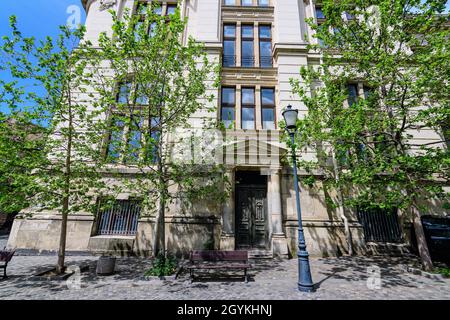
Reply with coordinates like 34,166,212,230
282,105,314,293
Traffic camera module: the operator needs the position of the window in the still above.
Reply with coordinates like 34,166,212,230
314,5,327,47
221,87,235,128
166,4,177,16
96,199,142,236
125,117,143,164
336,140,350,166
345,11,355,20
117,82,132,104
224,0,270,5
317,24,327,48
153,6,163,16
136,1,149,15
135,84,149,105
259,25,272,68
106,114,144,164
363,86,372,100
261,88,275,129
107,81,160,164
241,25,254,67
145,116,161,164
357,207,402,243
134,1,163,38
223,24,236,67
347,84,358,107
107,116,126,162
241,88,255,129
315,7,325,20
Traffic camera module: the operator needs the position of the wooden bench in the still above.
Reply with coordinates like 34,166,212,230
0,248,15,279
187,250,251,283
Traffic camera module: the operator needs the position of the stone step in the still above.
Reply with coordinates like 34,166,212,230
365,242,412,257
248,250,273,259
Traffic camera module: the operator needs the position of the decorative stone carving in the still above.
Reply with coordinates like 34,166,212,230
99,0,117,11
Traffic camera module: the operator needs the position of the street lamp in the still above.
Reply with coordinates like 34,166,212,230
282,105,315,293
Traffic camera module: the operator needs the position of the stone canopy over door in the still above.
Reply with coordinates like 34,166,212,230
235,171,269,249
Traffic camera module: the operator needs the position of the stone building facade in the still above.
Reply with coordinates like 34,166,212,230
6,0,449,257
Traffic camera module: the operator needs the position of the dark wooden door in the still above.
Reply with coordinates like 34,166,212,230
236,186,268,249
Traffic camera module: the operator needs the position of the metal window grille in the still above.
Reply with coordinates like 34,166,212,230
96,200,141,236
260,55,273,67
223,55,236,67
357,207,403,243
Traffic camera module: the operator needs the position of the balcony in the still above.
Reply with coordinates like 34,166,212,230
222,55,273,68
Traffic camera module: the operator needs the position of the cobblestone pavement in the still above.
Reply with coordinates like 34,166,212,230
1,241,449,300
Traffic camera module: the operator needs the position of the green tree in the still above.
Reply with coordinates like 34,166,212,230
0,18,112,273
0,116,46,216
288,0,449,270
95,5,229,256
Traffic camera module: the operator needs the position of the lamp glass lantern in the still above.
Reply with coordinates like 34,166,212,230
282,105,299,130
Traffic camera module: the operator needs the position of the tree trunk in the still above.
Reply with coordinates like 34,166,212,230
57,196,69,274
57,132,72,274
57,92,73,274
152,195,166,257
411,203,433,271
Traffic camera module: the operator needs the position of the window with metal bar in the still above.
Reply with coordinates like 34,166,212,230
241,25,254,67
223,24,236,67
242,88,255,129
96,199,142,236
261,88,275,129
357,207,402,243
221,87,235,128
259,25,272,68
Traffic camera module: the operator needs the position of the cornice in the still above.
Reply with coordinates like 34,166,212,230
221,67,277,86
272,42,312,60
222,5,274,23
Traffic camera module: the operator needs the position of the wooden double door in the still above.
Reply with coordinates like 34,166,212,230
236,185,269,249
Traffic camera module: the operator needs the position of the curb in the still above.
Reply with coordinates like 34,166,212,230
404,266,447,281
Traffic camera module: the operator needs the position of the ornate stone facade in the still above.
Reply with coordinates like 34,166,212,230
6,0,448,258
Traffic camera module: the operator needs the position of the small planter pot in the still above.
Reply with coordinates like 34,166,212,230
96,256,116,276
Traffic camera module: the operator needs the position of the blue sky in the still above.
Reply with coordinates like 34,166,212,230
0,0,86,41
0,1,448,115
0,1,86,115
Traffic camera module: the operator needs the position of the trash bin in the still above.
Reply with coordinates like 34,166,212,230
421,215,450,263
96,256,116,275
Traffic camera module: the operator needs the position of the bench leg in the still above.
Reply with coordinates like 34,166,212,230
244,268,248,283
190,269,194,284
1,266,6,279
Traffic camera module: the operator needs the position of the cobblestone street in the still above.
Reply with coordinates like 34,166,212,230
1,235,449,300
